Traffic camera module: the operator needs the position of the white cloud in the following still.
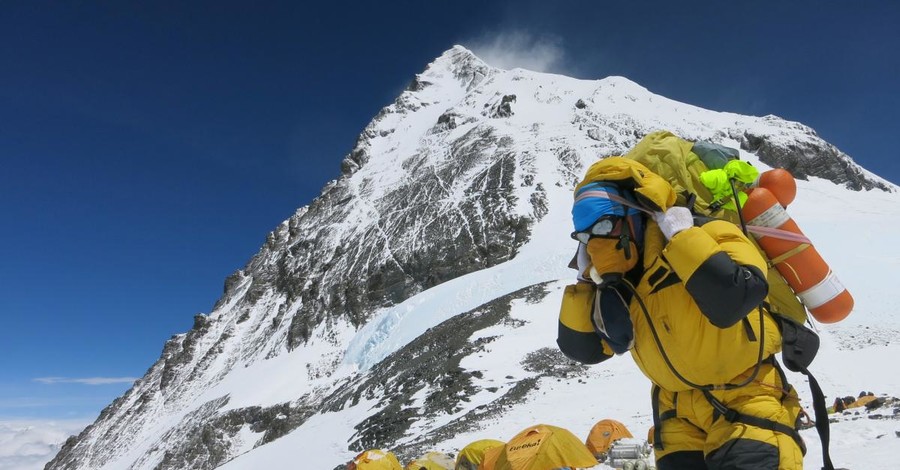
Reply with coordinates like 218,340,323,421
0,419,89,470
464,31,567,73
34,377,137,386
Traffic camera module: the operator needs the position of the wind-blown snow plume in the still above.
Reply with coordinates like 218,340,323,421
466,32,568,74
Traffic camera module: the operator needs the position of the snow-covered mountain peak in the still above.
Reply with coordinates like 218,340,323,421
412,45,496,92
595,75,649,92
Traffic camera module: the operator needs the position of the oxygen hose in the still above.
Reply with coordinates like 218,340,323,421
620,279,765,392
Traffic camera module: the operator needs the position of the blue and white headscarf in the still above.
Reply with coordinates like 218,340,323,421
572,182,644,245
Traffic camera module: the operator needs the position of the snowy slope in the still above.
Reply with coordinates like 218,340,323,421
47,46,899,470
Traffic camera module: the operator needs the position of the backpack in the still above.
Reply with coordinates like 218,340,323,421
621,130,808,325
619,130,835,470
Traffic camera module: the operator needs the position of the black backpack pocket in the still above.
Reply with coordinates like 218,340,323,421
774,313,819,373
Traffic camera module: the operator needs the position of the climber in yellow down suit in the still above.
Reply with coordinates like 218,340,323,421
557,157,805,470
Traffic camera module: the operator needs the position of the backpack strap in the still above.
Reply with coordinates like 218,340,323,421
801,366,835,470
651,385,680,451
651,385,664,451
701,389,807,456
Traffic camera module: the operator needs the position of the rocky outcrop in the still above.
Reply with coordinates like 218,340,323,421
734,123,891,191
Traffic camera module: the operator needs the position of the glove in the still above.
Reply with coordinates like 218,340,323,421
653,206,694,240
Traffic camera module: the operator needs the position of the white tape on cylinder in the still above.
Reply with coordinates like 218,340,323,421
747,203,791,230
798,271,846,309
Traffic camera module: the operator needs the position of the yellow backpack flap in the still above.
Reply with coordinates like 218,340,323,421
623,130,728,218
619,131,809,324
575,156,676,212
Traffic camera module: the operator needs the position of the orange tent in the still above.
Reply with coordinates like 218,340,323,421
585,419,633,457
493,424,597,470
348,449,403,470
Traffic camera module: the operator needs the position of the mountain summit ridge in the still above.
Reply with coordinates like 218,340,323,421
47,47,896,470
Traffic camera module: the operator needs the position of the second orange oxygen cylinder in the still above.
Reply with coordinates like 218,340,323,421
741,173,853,323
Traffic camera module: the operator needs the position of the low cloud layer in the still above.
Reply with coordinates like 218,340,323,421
34,377,137,386
464,31,567,73
0,420,89,470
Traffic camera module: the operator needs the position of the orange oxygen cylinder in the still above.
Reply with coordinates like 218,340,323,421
741,186,853,323
754,168,797,207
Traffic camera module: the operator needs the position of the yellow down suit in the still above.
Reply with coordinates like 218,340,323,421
633,219,804,470
559,157,805,469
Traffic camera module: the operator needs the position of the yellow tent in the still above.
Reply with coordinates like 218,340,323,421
348,449,403,470
494,424,598,470
406,451,455,470
456,439,505,470
479,444,503,470
584,419,633,457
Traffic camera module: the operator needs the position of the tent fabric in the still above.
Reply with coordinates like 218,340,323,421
456,439,504,470
849,395,878,409
832,393,879,413
406,451,455,470
493,424,598,470
348,449,403,470
585,419,634,457
479,445,503,470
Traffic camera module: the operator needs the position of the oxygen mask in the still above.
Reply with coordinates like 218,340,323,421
572,215,639,285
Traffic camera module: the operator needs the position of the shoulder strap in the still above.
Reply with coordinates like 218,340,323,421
802,367,835,470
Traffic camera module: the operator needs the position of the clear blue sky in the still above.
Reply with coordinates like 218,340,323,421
1,1,897,420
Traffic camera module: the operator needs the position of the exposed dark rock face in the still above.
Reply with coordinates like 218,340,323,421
488,94,517,118
733,126,891,191
142,399,320,470
279,125,536,351
321,282,586,464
